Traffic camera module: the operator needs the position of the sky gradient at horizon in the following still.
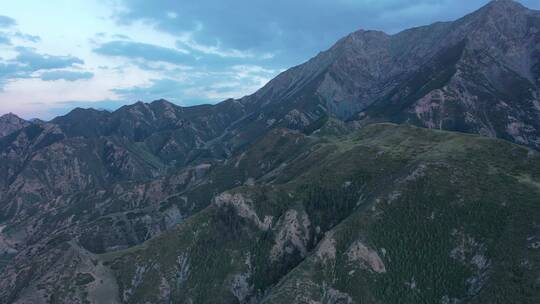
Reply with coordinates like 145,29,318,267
0,0,538,119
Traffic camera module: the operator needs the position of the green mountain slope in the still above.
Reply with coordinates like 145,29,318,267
77,124,539,304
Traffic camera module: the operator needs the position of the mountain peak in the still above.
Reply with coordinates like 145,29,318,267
487,0,524,8
457,0,534,45
67,107,109,116
336,29,389,48
150,99,179,110
150,98,173,105
53,107,110,125
477,0,528,16
117,101,151,113
0,112,24,121
0,112,30,137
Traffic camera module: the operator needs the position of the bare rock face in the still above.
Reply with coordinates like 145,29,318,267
237,0,540,149
0,113,30,138
345,241,386,273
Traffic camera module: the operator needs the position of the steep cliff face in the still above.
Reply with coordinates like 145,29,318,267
232,0,540,149
363,0,540,148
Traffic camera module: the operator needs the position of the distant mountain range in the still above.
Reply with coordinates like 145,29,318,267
0,1,539,303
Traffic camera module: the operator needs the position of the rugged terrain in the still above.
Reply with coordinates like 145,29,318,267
0,1,539,303
0,113,30,138
2,123,539,303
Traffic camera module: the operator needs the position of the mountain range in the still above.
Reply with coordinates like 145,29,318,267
0,1,539,303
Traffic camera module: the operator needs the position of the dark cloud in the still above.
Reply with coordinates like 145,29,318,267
93,40,190,64
0,62,29,84
92,40,268,72
14,47,84,70
0,15,16,28
0,62,33,91
40,70,94,81
114,0,540,66
92,39,279,77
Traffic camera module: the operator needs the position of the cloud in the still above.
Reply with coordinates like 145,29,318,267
175,36,272,60
113,78,186,102
113,0,540,66
0,63,28,88
112,62,276,105
14,47,84,70
112,0,427,65
0,32,40,46
112,34,131,40
0,15,16,28
93,40,190,65
92,39,272,72
0,33,11,45
0,47,87,90
13,32,41,43
40,70,94,81
112,77,242,106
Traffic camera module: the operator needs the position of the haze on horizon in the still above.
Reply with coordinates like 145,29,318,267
1,0,539,120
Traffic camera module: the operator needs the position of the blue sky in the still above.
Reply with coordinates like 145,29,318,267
0,0,538,119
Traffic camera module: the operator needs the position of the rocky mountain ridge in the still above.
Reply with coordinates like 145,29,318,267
0,113,30,138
